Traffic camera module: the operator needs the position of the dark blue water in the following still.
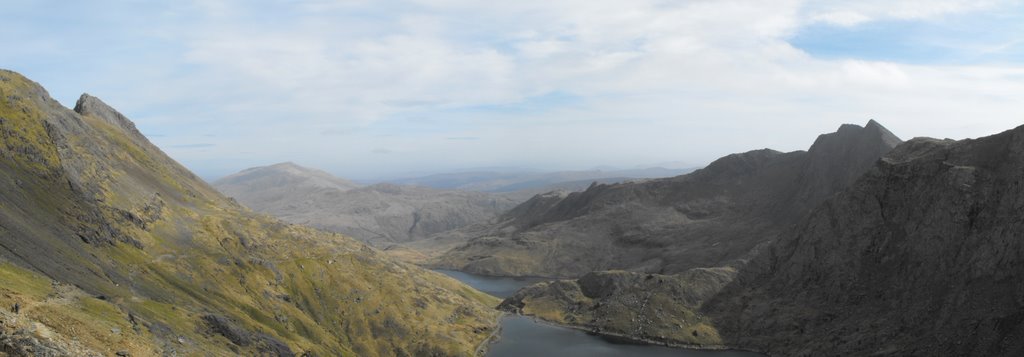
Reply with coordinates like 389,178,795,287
435,269,764,357
434,269,548,297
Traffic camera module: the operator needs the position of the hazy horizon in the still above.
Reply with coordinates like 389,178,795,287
4,1,1023,180
216,160,699,183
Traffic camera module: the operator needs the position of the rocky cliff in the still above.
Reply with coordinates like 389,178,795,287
706,124,1024,356
0,69,499,356
433,121,902,277
214,163,521,246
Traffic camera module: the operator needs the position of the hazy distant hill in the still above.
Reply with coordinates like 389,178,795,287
0,69,498,356
215,163,522,245
215,162,360,205
387,167,695,192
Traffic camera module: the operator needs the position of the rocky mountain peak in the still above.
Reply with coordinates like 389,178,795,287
73,93,144,137
808,120,901,156
788,120,904,210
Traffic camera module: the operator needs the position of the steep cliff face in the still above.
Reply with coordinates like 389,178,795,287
706,125,1024,356
0,70,499,356
433,121,901,278
214,163,521,246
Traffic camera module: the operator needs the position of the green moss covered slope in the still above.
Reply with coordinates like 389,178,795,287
0,69,499,356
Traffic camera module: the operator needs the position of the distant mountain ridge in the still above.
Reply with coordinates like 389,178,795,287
386,167,695,192
219,162,360,192
214,162,522,245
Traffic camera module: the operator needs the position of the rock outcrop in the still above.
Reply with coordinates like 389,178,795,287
499,268,737,346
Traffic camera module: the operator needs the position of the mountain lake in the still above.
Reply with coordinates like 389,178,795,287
434,269,765,357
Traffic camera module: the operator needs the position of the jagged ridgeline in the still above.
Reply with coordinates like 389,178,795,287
0,69,499,356
434,120,903,278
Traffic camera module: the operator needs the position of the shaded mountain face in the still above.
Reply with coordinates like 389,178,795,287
705,125,1024,356
0,70,499,356
214,163,522,246
432,121,902,277
493,124,1023,356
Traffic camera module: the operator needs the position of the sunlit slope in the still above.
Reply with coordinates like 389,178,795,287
0,69,499,356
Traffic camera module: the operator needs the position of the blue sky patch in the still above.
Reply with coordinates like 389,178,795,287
790,6,1024,65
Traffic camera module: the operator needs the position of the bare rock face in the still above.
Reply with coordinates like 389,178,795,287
433,121,902,278
214,163,522,245
706,125,1024,356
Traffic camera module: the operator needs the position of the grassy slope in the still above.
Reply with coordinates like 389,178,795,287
0,70,499,356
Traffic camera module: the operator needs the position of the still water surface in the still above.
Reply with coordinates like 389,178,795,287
434,269,548,297
435,269,764,357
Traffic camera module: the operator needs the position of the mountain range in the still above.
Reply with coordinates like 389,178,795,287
214,162,522,246
213,162,692,249
4,67,1022,356
385,167,695,193
431,120,902,277
498,123,1024,355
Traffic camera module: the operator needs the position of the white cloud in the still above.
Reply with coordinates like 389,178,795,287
811,11,872,26
803,0,1006,26
5,0,1022,179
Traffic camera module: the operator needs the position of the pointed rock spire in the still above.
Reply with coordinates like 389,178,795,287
796,120,905,208
864,119,903,148
74,93,145,140
808,120,903,156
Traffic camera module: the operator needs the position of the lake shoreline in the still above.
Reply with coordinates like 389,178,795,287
475,312,506,357
504,312,768,355
437,268,765,357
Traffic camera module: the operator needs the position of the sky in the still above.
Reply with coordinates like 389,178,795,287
3,0,1023,181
